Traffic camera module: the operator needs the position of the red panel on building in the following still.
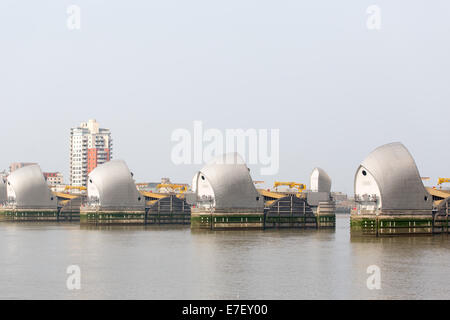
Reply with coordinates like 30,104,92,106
87,148,111,174
87,148,98,174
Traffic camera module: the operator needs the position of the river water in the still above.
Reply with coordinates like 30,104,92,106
1,214,449,299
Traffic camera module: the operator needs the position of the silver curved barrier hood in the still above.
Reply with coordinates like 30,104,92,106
193,153,264,210
6,164,57,209
355,142,432,211
310,167,332,193
87,160,145,210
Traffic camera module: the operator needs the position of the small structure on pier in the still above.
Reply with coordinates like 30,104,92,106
143,192,191,224
255,167,336,229
310,167,331,193
306,167,333,205
425,187,450,208
427,187,450,233
54,192,85,221
305,167,336,228
190,153,265,229
351,142,436,236
263,193,318,228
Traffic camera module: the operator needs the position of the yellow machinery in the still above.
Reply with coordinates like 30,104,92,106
426,187,450,206
438,178,450,188
140,191,170,206
156,183,188,193
63,185,87,192
140,190,185,206
273,182,306,193
257,189,286,206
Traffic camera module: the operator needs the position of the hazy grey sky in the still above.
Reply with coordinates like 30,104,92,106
0,1,449,193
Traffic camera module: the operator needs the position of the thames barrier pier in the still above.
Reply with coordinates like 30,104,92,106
80,160,146,224
351,142,450,236
260,168,335,229
80,160,190,225
0,165,64,221
0,155,338,229
306,168,336,228
189,153,265,230
189,153,336,230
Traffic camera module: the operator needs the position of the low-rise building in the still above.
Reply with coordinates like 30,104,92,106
43,172,64,185
9,162,37,173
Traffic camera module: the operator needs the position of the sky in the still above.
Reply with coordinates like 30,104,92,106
0,0,449,194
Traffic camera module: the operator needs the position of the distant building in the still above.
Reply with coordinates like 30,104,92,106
331,192,348,201
331,192,353,214
43,172,64,185
9,162,37,173
136,178,189,193
136,182,159,193
70,119,113,187
161,177,171,184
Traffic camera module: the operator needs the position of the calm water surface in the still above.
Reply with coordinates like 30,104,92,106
1,214,449,299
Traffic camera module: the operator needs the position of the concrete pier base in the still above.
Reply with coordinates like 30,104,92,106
317,214,336,229
80,199,191,225
191,206,336,230
0,208,60,222
80,209,146,225
191,209,264,230
264,215,318,228
350,211,442,236
316,201,336,229
146,212,190,225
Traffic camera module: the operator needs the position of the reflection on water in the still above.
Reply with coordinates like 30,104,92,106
0,215,449,299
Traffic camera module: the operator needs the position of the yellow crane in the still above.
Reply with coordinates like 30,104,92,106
157,183,188,193
438,178,450,189
273,182,306,193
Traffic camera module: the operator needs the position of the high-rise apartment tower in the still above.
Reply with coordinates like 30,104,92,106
70,119,112,187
